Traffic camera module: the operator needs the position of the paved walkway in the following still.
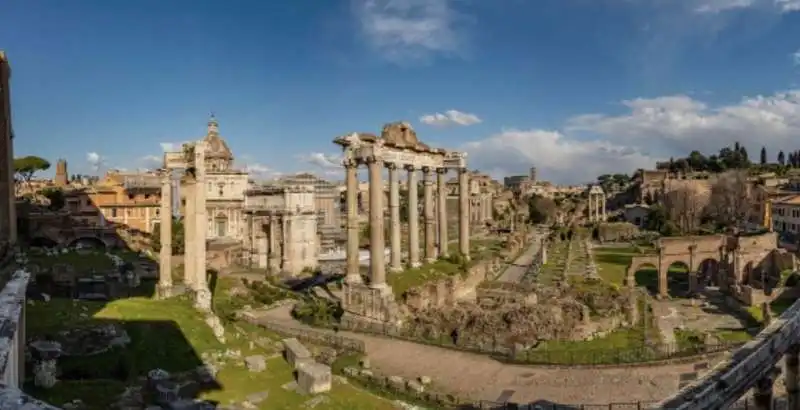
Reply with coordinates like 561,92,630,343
495,236,543,283
252,302,723,406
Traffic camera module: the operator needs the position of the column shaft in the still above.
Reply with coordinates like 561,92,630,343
388,164,402,272
437,169,448,258
788,345,800,410
243,214,252,266
407,167,420,267
458,169,470,260
194,170,208,290
423,167,436,262
183,181,196,288
345,162,361,282
159,172,173,290
258,234,268,269
368,158,386,288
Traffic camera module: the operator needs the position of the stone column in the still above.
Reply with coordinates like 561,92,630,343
437,168,449,258
158,170,173,297
257,235,268,269
367,156,387,290
407,166,421,268
602,197,607,221
388,163,402,272
243,213,252,266
754,374,775,410
193,143,211,311
183,179,196,289
787,344,800,410
458,168,470,260
423,167,436,262
344,160,361,283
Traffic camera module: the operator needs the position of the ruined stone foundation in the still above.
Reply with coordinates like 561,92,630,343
341,283,402,325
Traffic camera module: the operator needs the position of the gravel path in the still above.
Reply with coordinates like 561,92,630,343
252,304,725,406
494,240,542,283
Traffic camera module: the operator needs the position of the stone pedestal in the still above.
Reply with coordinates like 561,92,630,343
282,338,312,369
297,362,332,394
29,340,61,389
342,282,399,323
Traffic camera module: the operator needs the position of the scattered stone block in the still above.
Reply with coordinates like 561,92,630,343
359,357,370,369
419,375,431,385
296,362,332,394
388,375,405,390
282,338,312,369
244,355,266,372
407,380,425,393
342,366,359,377
245,391,269,405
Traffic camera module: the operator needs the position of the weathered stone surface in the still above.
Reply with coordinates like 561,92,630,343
244,355,266,372
296,362,332,394
282,338,312,369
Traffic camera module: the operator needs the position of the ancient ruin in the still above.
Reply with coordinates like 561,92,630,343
333,122,472,323
586,185,606,223
624,232,796,303
158,136,212,310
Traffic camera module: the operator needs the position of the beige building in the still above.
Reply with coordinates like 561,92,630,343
772,195,800,235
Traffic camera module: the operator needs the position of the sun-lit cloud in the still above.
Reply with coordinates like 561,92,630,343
419,110,482,127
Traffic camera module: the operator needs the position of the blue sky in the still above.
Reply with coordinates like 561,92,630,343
3,0,800,184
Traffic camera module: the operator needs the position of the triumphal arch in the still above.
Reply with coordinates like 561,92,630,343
157,140,212,311
333,122,472,323
624,232,794,302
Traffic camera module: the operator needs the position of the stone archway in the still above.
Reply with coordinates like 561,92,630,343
664,260,691,297
627,260,659,294
67,236,107,250
696,258,719,289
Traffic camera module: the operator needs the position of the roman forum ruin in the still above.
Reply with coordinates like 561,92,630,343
333,122,471,322
158,140,212,311
587,184,607,222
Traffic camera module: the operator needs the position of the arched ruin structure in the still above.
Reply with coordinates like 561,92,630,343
625,232,796,303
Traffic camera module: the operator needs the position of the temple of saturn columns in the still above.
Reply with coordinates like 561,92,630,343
158,141,212,311
333,122,471,323
587,185,607,223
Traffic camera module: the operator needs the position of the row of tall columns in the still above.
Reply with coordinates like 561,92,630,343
156,142,211,311
588,194,607,222
343,160,471,288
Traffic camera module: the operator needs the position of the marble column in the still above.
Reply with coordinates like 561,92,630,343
458,168,470,260
193,143,211,311
423,167,436,262
788,344,800,410
437,168,449,258
754,375,775,410
257,234,268,269
388,163,402,272
407,166,421,268
268,219,281,271
183,180,196,289
368,156,387,289
602,197,607,221
344,160,361,283
158,171,173,296
243,213,252,266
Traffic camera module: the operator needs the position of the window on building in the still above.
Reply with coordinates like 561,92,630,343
144,194,151,199
111,208,118,218
128,194,135,200
155,208,160,216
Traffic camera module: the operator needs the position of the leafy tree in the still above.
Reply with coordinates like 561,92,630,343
39,187,65,210
760,146,767,165
527,194,557,224
13,156,50,191
778,151,786,166
152,217,185,255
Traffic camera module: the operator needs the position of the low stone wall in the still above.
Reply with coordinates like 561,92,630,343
237,311,366,354
402,256,506,310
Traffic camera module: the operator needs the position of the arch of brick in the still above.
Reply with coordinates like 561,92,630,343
624,233,784,299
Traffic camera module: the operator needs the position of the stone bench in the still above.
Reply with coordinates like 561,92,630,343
282,338,312,369
297,361,332,394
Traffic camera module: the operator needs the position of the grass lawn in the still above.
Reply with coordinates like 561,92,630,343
537,240,570,284
522,327,660,364
24,291,395,409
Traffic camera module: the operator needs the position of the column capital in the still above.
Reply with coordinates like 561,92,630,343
343,158,360,168
457,167,469,174
364,155,383,165
421,165,433,173
385,162,398,170
436,167,448,174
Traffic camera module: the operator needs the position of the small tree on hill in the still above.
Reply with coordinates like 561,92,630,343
760,146,767,165
778,151,786,166
705,170,752,232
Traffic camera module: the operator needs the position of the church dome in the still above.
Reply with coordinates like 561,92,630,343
203,115,233,160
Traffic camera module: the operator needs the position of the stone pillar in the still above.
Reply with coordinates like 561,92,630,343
183,180,196,289
388,163,402,272
407,166,421,268
193,143,211,311
787,344,800,410
754,375,775,410
257,235,268,269
344,160,361,283
158,170,173,297
367,156,387,289
437,168,449,258
243,213,253,266
458,168,470,260
602,197,607,221
423,167,436,262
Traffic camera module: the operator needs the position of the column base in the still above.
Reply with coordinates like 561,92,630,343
389,265,403,273
156,283,174,299
344,274,363,285
342,282,399,323
409,261,422,268
424,257,436,264
193,288,212,312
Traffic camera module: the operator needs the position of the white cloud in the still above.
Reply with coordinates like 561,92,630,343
775,0,800,12
298,153,343,169
419,110,482,127
463,89,800,184
86,152,105,171
352,0,467,63
690,0,800,13
139,155,162,169
160,142,188,153
792,49,800,66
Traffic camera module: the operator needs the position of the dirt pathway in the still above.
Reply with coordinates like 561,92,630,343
494,239,542,283
249,304,723,406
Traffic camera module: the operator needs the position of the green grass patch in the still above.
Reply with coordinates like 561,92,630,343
388,259,464,298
